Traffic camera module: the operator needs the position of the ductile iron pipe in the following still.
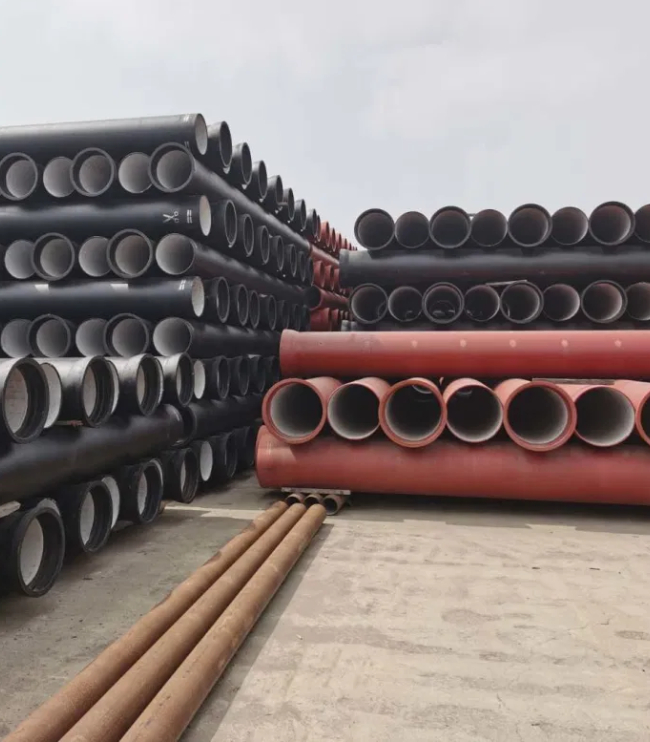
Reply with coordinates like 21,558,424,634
31,233,76,282
225,142,253,188
259,294,278,331
3,239,36,279
625,282,650,321
106,229,154,279
422,283,464,324
228,356,251,397
206,121,233,174
160,447,199,504
0,358,49,444
233,425,257,470
349,284,388,325
28,314,75,358
560,384,635,448
208,433,238,484
551,206,589,246
500,281,544,324
378,378,446,448
117,152,152,195
104,314,152,357
78,236,110,278
247,354,267,394
192,359,206,400
1,318,32,357
42,157,74,199
178,396,262,444
429,206,471,249
394,211,429,249
464,284,500,322
75,318,107,357
70,148,117,198
542,284,581,322
249,289,261,329
613,380,650,446
442,378,503,443
102,474,121,530
157,353,194,408
0,152,41,201
246,160,268,203
589,201,635,246
205,277,231,324
56,480,113,555
580,280,627,323
327,377,390,441
228,284,250,327
354,208,395,251
206,356,231,400
38,361,63,429
190,439,214,483
470,208,507,248
507,204,552,248
107,354,163,418
387,286,422,322
116,458,164,526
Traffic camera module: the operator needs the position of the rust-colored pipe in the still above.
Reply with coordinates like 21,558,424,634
443,378,503,443
59,504,306,742
559,384,635,448
305,286,348,311
309,307,332,331
285,492,306,505
495,379,576,452
4,502,288,742
121,505,326,742
256,428,650,506
312,261,325,288
613,380,650,445
279,329,650,379
318,221,331,248
262,377,341,444
323,493,348,515
304,493,325,507
378,378,446,448
327,377,391,441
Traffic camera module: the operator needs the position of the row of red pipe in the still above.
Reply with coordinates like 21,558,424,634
261,376,650,452
310,308,350,331
307,244,349,331
314,220,358,257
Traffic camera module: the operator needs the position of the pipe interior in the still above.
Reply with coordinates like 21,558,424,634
193,360,206,399
356,211,394,249
5,240,35,279
118,152,151,194
582,282,625,322
232,286,249,325
195,116,209,155
154,149,192,190
279,301,291,329
140,357,163,414
269,383,324,439
501,283,542,323
258,227,270,264
77,153,114,195
35,319,71,357
2,320,31,357
464,285,500,322
551,207,588,245
350,286,387,323
231,357,250,396
2,156,37,199
198,440,213,481
78,489,97,546
225,434,238,477
508,207,550,246
153,318,191,355
199,196,212,236
190,278,205,317
19,517,45,586
590,204,633,245
575,387,635,447
112,234,152,277
43,157,73,198
81,365,98,418
507,386,569,445
240,215,254,253
470,209,508,247
211,357,230,399
249,291,261,328
35,237,74,279
78,236,110,277
102,475,121,529
635,204,650,242
625,283,650,321
109,318,149,357
76,319,107,356
543,284,580,322
212,278,230,323
447,386,503,443
423,285,463,323
39,363,62,428
141,461,163,520
395,212,429,248
328,384,380,440
155,234,193,275
388,287,422,322
384,385,443,443
3,366,29,435
430,209,470,248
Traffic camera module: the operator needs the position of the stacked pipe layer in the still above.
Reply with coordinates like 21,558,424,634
0,113,326,597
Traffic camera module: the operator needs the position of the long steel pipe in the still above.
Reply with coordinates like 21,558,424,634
256,428,650,506
378,378,446,448
327,377,390,441
152,319,279,358
442,378,503,443
559,383,635,448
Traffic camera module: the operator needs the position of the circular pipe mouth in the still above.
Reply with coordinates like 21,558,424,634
1,319,32,357
75,481,113,552
1,360,48,442
542,284,581,322
446,384,503,443
327,383,382,440
195,440,214,482
43,156,74,198
394,211,429,249
17,517,45,587
504,383,575,451
422,283,464,324
0,153,39,201
256,225,270,266
354,209,395,251
233,143,253,187
248,290,261,329
71,148,116,197
211,120,231,168
250,357,267,394
262,295,278,331
29,315,73,358
13,502,65,596
464,285,501,322
379,379,446,448
626,282,650,321
551,206,588,246
4,240,35,279
350,284,388,324
209,356,231,399
500,282,544,324
75,318,107,356
271,236,285,273
387,286,422,322
265,379,328,443
286,244,298,277
572,387,635,447
153,318,191,356
149,143,196,193
105,315,151,357
193,359,206,399
118,152,151,194
589,202,635,246
280,188,295,221
581,281,627,323
429,207,471,249
175,448,200,503
208,276,230,324
82,357,116,426
634,204,650,243
136,460,164,524
297,252,308,284
470,209,508,247
278,301,291,330
507,204,552,247
252,160,268,200
294,199,308,231
38,362,62,428
107,230,153,279
176,405,198,446
78,236,110,278
32,233,75,281
194,114,209,156
135,355,164,416
230,284,250,326
230,356,251,396
159,352,193,407
187,277,205,317
236,213,254,257
155,233,195,275
223,433,238,479
102,475,121,529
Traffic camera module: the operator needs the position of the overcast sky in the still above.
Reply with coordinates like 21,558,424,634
0,0,648,242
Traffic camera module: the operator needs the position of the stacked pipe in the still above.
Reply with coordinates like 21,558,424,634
0,113,321,597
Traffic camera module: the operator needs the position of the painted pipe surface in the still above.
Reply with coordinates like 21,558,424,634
327,377,391,441
442,378,503,443
429,206,471,249
613,380,650,446
379,378,446,448
152,319,279,358
559,384,635,448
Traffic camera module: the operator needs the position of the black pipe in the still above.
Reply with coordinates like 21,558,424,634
338,245,650,289
225,142,252,188
42,156,74,199
190,438,214,483
249,289,261,329
291,199,307,233
0,113,209,160
1,319,32,357
542,284,581,322
262,174,283,213
207,433,237,484
231,212,254,260
56,479,113,554
246,160,268,203
551,206,588,246
278,187,295,223
115,458,164,525
429,206,471,249
104,314,152,357
270,235,285,275
206,356,230,400
0,358,49,444
354,208,395,251
204,277,231,324
470,209,507,248
117,152,152,195
300,305,311,331
251,225,271,269
38,356,115,427
0,405,182,505
396,211,430,251
350,284,388,324
107,354,163,417
75,318,107,357
464,285,500,322
78,236,110,278
387,286,422,322
206,121,232,174
32,233,76,281
28,314,76,357
0,277,206,321
233,425,256,470
2,239,36,279
0,195,212,242
160,447,199,503
106,229,154,279
634,204,650,243
228,283,249,326
0,153,41,201
70,148,117,198
277,300,291,330
625,282,650,322
507,204,552,247
288,303,300,331
38,360,63,428
581,280,628,323
297,251,308,284
500,281,544,324
263,356,280,388
228,356,251,397
422,283,464,324
102,474,121,529
589,201,635,246
158,352,193,407
153,233,305,303
284,243,298,281
248,354,267,394
305,208,319,241
182,396,262,440
193,359,206,400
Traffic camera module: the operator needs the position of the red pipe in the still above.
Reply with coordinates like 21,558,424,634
280,329,650,379
442,378,503,443
256,427,650,506
378,377,446,448
559,383,635,448
327,377,391,441
306,287,348,310
309,308,332,331
614,380,650,445
312,261,325,288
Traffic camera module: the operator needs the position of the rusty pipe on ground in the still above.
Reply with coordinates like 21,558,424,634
613,380,650,446
378,378,446,448
304,493,324,507
285,492,306,505
442,378,503,443
327,377,391,441
559,384,635,448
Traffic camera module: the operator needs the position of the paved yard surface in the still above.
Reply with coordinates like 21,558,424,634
1,476,650,741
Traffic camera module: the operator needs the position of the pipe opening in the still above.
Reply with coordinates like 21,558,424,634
234,143,253,186
354,209,394,250
193,359,206,399
107,316,150,357
238,426,256,469
542,284,580,322
350,285,388,324
429,207,470,249
470,209,508,247
286,244,297,277
388,286,422,322
2,320,31,357
464,285,500,322
507,386,570,447
210,357,231,399
256,226,270,265
83,358,115,425
272,236,285,273
581,281,626,323
189,277,205,317
384,384,443,444
75,318,107,356
108,231,153,278
551,207,588,246
252,160,268,199
446,385,503,443
155,233,194,275
102,475,121,529
73,149,115,196
118,152,151,194
3,365,29,435
278,301,291,329
136,356,163,415
237,213,254,256
151,146,193,190
15,504,64,595
153,318,191,355
328,384,381,440
77,482,112,550
423,283,463,324
78,236,110,277
197,440,213,482
268,382,324,440
32,317,72,357
298,252,308,285
230,284,249,326
199,196,212,236
575,387,634,447
5,240,35,279
194,115,209,155
501,282,543,323
249,290,261,329
626,283,650,321
176,448,199,502
263,295,278,331
208,277,230,323
395,211,429,249
508,205,551,247
136,460,164,522
589,202,634,246
0,154,38,200
39,362,62,428
19,516,45,585
43,157,74,198
33,234,75,280
230,356,251,396
634,204,650,243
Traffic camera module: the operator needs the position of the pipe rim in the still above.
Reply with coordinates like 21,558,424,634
32,233,75,281
105,314,151,357
43,156,74,198
581,280,627,323
464,285,501,322
394,210,429,249
107,229,154,279
134,459,164,524
71,148,116,197
236,212,254,257
2,319,32,358
625,283,650,321
75,318,108,356
153,317,191,356
422,283,464,324
500,282,544,324
210,120,231,169
272,236,285,273
78,236,110,277
354,208,395,251
102,475,121,529
327,381,383,440
445,381,503,443
572,386,635,448
209,356,231,399
252,160,268,201
193,359,206,399
233,142,253,187
589,201,635,246
387,286,422,323
248,290,261,329
542,283,581,322
38,361,63,428
136,355,164,416
470,208,508,247
634,204,650,243
429,206,471,249
230,284,250,326
379,378,446,448
75,481,113,552
551,206,589,246
175,447,199,503
349,284,388,325
82,357,116,427
118,152,152,194
263,378,330,444
29,314,73,358
155,233,196,276
0,153,39,201
230,356,251,396
0,359,48,442
507,203,552,247
4,239,36,279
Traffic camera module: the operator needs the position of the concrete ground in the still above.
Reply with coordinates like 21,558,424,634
1,476,650,741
